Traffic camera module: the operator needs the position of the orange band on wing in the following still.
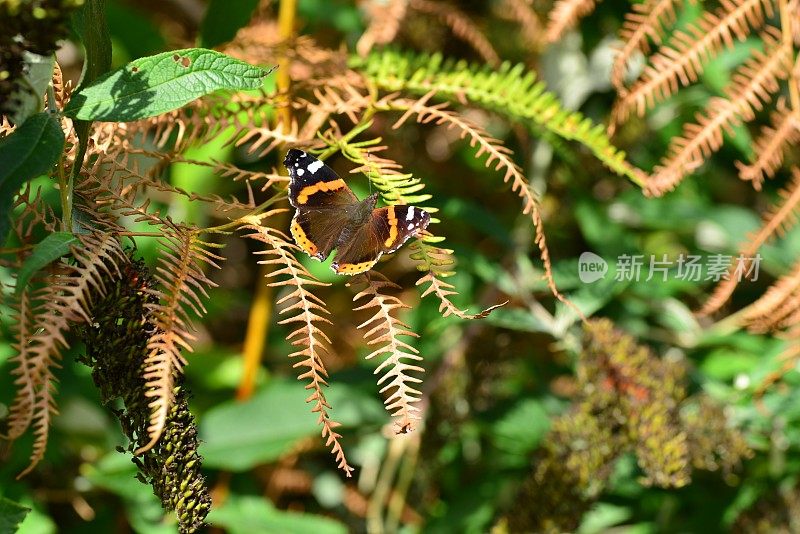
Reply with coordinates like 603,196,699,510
291,220,319,256
384,205,398,247
333,259,377,275
296,179,347,204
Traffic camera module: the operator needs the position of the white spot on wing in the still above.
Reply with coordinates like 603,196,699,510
406,207,415,221
297,168,304,176
407,223,414,230
308,160,324,174
299,151,306,156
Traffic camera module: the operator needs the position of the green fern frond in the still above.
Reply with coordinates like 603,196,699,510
352,50,646,187
333,137,433,207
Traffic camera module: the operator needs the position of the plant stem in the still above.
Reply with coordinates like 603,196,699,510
48,83,72,232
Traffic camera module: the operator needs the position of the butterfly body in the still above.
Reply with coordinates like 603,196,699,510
284,149,430,275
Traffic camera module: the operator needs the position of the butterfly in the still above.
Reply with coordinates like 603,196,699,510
284,149,431,275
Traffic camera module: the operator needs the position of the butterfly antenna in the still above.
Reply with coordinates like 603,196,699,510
366,151,373,196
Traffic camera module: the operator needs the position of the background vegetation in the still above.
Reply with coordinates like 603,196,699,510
2,0,800,532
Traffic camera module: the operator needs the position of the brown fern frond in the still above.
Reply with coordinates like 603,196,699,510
106,151,260,212
123,91,284,153
356,0,409,57
646,30,791,195
409,0,501,66
17,363,57,479
297,83,375,125
613,0,775,125
136,229,222,454
51,60,73,110
741,260,800,331
235,119,305,158
5,288,40,441
544,0,597,44
611,0,683,91
417,270,506,320
8,232,127,476
384,96,568,307
350,273,424,431
700,169,800,315
736,102,800,189
0,115,14,136
240,214,354,476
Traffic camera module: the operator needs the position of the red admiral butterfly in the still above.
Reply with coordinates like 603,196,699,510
285,149,431,275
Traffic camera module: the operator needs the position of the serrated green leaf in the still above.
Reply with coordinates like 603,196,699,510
16,232,78,296
64,48,273,121
0,112,65,246
0,497,31,533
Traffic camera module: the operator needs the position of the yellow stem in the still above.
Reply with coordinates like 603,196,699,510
237,0,297,401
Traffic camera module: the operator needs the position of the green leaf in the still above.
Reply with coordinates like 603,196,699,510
0,497,31,533
489,399,550,459
200,0,260,48
0,113,65,246
208,495,347,534
8,52,55,126
199,379,383,470
15,232,78,296
64,48,273,122
199,380,323,470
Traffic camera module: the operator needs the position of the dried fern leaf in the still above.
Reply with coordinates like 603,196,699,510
0,114,14,137
545,0,597,44
8,232,127,476
5,288,40,441
646,30,791,195
700,169,800,315
613,0,775,124
411,241,505,320
611,0,683,91
356,0,409,57
736,102,800,189
137,229,222,454
235,119,305,158
241,214,354,476
741,260,800,331
350,273,424,431
382,95,565,306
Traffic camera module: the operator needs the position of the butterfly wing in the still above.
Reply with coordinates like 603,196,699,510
290,208,352,261
332,205,431,275
285,149,357,208
285,149,359,260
